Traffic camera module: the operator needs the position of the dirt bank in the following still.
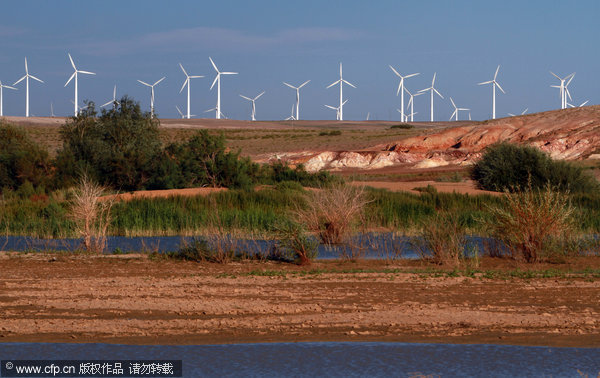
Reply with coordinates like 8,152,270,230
0,253,599,347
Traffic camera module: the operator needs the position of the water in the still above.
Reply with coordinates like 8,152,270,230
0,342,598,377
1,234,502,260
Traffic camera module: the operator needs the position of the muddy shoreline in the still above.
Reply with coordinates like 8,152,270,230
1,253,599,347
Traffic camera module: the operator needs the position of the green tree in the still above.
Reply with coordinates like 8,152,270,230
56,97,161,190
0,122,52,190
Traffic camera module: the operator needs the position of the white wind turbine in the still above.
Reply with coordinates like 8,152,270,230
327,63,356,121
478,65,505,119
240,91,265,121
13,57,43,117
137,77,165,117
209,57,238,120
0,80,17,117
283,81,310,120
405,88,423,122
508,108,528,117
285,104,296,121
64,53,95,116
101,85,119,109
550,72,575,109
325,100,348,121
204,107,227,119
418,73,443,122
179,63,203,119
389,66,419,122
449,97,470,121
176,106,195,119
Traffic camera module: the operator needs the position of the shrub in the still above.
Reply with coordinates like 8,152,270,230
318,130,342,136
0,122,52,190
471,142,598,193
69,175,114,253
294,184,370,244
170,237,235,263
272,221,319,265
416,212,466,266
482,183,575,263
390,124,414,129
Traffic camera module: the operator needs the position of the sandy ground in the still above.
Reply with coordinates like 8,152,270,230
1,253,599,347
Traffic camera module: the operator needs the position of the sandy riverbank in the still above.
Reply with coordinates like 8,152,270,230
0,253,599,347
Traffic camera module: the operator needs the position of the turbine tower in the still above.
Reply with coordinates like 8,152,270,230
179,63,203,119
137,77,165,117
327,63,356,121
0,80,17,117
418,73,443,122
550,72,575,109
64,53,95,116
283,81,310,120
13,57,43,117
101,85,119,109
449,98,470,121
389,65,419,122
478,65,505,119
325,100,348,121
240,91,265,121
405,88,423,122
209,57,238,120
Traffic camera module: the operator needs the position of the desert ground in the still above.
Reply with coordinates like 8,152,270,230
0,253,599,347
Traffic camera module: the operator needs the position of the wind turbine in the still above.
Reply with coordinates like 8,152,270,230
179,63,204,119
285,104,296,121
137,77,165,117
0,80,17,117
239,91,265,121
283,81,310,120
13,57,44,117
325,100,348,121
101,85,119,109
449,97,470,121
478,65,505,119
64,53,95,117
550,71,575,109
204,107,226,119
176,106,195,118
418,73,443,122
389,66,419,122
209,57,237,120
327,63,356,121
405,88,423,122
508,108,528,117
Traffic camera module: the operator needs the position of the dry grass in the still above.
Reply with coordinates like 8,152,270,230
417,212,466,266
483,183,575,263
69,175,114,253
294,184,371,244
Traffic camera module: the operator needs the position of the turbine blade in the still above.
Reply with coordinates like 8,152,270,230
210,75,219,90
179,63,188,77
176,106,183,116
580,101,589,107
209,57,219,72
221,72,238,75
326,80,340,89
522,108,528,114
325,105,336,110
478,80,493,85
450,97,456,108
494,65,500,80
179,78,188,93
189,75,204,79
432,72,436,86
68,53,76,70
343,79,356,88
24,57,28,73
405,73,419,79
78,70,95,75
101,101,113,108
549,71,560,80
565,73,575,86
389,65,401,77
13,76,26,85
283,82,295,89
30,75,43,83
565,88,572,101
434,88,444,99
240,95,251,101
137,80,151,87
495,82,506,94
255,91,265,100
342,99,348,106
450,110,457,120
64,72,76,87
5,85,17,90
299,80,310,88
154,77,166,86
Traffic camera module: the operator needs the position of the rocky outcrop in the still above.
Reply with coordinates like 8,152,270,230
266,106,600,172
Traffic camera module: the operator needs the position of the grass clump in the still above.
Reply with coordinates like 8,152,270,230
482,183,575,263
471,142,599,193
294,184,371,244
272,221,319,265
318,130,342,136
415,212,467,267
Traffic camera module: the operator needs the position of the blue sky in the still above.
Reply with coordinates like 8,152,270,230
0,0,598,121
